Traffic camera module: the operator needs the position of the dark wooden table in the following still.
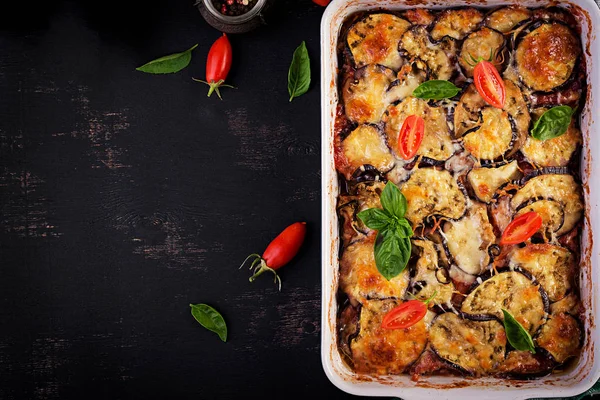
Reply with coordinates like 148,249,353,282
0,1,595,399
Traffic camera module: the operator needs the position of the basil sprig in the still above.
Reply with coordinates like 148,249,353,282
288,41,311,102
136,44,198,74
413,80,461,100
502,309,535,353
357,181,413,280
190,303,228,342
531,105,574,141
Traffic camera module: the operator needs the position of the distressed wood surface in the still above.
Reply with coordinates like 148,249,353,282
0,1,595,399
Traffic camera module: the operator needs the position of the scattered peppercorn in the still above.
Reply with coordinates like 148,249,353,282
212,0,258,16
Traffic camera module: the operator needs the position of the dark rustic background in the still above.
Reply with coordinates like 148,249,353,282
0,1,595,399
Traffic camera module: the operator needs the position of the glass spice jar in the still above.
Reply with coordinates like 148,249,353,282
196,0,271,34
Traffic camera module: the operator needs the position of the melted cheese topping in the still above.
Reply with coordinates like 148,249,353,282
386,60,428,103
514,199,564,241
516,23,581,92
462,271,547,334
347,13,411,70
550,293,581,316
351,300,428,374
343,65,395,124
485,5,531,33
340,239,410,303
430,8,484,41
400,168,467,226
400,26,457,80
411,239,455,305
511,174,583,236
459,28,505,77
342,125,395,174
522,116,582,167
467,161,521,203
444,203,496,276
509,244,574,302
536,312,581,363
429,313,506,375
462,107,514,161
383,97,453,161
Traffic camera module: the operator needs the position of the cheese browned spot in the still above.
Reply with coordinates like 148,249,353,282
400,26,457,81
342,125,395,176
522,109,582,167
351,300,428,375
516,23,581,92
462,271,547,334
401,168,467,226
347,13,411,70
343,64,396,124
467,161,521,203
459,28,505,78
535,312,581,363
411,239,455,306
514,199,565,241
430,8,484,41
340,238,410,304
383,97,453,161
485,5,532,33
403,9,435,26
462,107,514,161
510,244,574,302
511,174,583,236
429,313,506,375
443,203,496,276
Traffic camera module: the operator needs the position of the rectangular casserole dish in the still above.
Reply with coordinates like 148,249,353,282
320,0,600,398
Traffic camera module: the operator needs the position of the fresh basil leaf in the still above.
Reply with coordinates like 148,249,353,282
395,218,413,238
413,80,461,100
288,41,311,102
374,233,411,280
357,208,391,231
190,303,227,342
136,44,198,74
502,309,535,353
530,105,574,141
380,181,407,218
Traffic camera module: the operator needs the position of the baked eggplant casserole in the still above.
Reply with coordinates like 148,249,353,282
334,6,586,380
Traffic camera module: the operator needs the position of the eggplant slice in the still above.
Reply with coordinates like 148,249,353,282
535,312,582,364
461,271,548,334
550,293,581,316
467,161,522,203
514,199,565,241
403,9,435,26
496,350,556,377
442,203,496,276
515,22,581,92
343,64,396,124
339,237,410,304
430,8,484,41
400,167,467,226
429,312,506,375
511,174,583,236
386,59,429,103
400,25,457,81
462,107,515,161
341,125,395,177
521,109,582,167
337,181,386,246
346,13,411,70
485,5,532,33
350,299,428,375
382,97,454,161
410,239,455,306
459,28,506,78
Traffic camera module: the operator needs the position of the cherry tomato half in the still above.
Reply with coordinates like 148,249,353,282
473,60,505,109
381,300,427,330
312,0,331,6
500,212,543,245
397,115,425,160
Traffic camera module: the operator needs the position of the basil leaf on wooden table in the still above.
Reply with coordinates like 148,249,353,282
190,303,227,342
288,41,311,102
413,80,461,100
502,308,535,353
136,44,198,74
530,105,574,141
357,208,390,231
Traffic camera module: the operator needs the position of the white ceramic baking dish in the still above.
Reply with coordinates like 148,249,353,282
320,0,600,398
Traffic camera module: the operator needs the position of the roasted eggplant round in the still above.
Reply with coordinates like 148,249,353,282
485,5,532,33
341,124,395,179
400,25,457,81
343,64,397,124
459,27,506,78
430,8,484,41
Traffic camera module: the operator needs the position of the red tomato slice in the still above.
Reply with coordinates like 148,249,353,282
500,212,543,245
381,300,427,330
473,60,506,109
312,0,331,6
397,115,425,160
